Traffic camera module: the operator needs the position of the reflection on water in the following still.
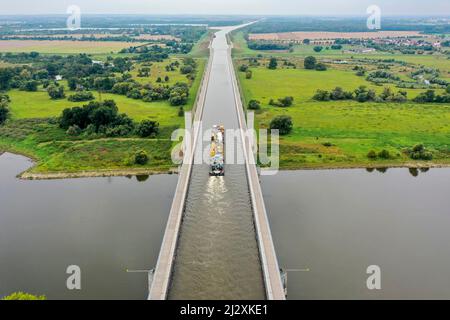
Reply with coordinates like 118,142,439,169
262,168,450,299
0,153,177,300
366,167,431,177
136,175,149,182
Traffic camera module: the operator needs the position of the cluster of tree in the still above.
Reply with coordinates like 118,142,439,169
407,144,433,161
111,80,190,106
304,56,327,71
248,100,261,110
137,67,151,77
120,44,170,62
268,58,278,70
165,60,180,72
238,64,253,79
47,84,65,100
313,46,323,52
0,53,130,93
67,91,95,102
269,96,294,107
313,86,409,103
60,100,160,138
367,149,392,160
353,66,366,76
248,41,292,51
246,16,450,34
366,70,401,84
0,94,10,125
179,57,198,81
413,89,450,103
331,44,343,50
134,150,149,165
270,115,293,135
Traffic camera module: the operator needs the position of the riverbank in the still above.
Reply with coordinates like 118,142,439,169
3,147,450,180
0,134,177,180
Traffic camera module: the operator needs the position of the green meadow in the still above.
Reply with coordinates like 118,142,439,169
0,57,206,176
236,62,450,169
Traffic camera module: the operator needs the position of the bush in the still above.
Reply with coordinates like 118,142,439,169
169,83,189,106
248,100,261,110
277,96,294,107
270,115,293,135
413,90,435,103
136,120,159,138
409,144,433,160
239,64,249,72
313,89,331,101
180,65,194,74
268,58,278,70
315,63,327,71
413,144,425,153
21,80,38,92
0,94,10,125
68,91,95,102
313,46,323,52
47,84,65,100
367,150,377,159
2,292,46,300
66,125,81,136
378,149,391,159
134,150,149,165
304,56,317,69
330,87,353,100
355,86,376,102
0,105,9,125
59,100,133,136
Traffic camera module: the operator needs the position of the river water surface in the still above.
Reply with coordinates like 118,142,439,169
0,152,177,300
262,168,450,300
2,153,450,299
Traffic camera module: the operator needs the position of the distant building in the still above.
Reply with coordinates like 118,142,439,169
55,75,63,81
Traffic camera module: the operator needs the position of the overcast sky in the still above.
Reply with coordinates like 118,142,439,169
0,0,449,16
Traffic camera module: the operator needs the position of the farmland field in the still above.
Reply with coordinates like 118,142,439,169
236,60,450,169
249,31,423,41
0,40,147,54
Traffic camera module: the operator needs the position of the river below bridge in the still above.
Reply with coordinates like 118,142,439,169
1,153,450,299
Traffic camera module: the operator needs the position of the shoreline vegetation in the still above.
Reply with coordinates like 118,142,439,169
1,148,448,181
2,149,450,181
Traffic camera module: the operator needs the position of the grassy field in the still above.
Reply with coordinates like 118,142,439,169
0,119,174,175
236,62,450,169
188,30,213,58
0,57,206,177
8,58,205,125
0,40,146,54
